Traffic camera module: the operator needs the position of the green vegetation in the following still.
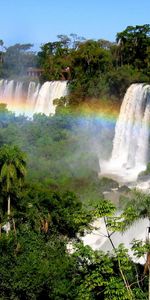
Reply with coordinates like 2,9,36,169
0,104,116,204
0,105,148,299
0,43,37,79
0,152,149,300
0,145,26,234
0,24,150,299
1,24,150,103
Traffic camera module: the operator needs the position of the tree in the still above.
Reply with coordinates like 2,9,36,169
0,145,26,233
0,229,79,299
69,39,112,100
70,33,86,49
72,40,112,78
116,24,150,71
38,40,72,81
57,34,71,48
0,39,4,76
3,43,37,77
105,65,149,100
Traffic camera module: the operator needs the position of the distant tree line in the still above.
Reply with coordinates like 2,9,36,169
0,24,150,102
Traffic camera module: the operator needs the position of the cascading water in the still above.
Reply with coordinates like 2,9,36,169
33,81,67,115
100,83,150,182
84,84,150,256
0,79,68,116
3,80,15,103
26,82,41,115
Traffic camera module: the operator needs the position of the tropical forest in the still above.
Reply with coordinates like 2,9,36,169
0,24,150,299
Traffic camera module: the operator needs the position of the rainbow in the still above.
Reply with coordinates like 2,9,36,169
0,93,120,123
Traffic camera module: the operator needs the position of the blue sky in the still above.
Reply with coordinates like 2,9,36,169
1,0,150,50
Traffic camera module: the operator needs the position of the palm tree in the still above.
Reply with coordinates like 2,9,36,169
0,145,26,233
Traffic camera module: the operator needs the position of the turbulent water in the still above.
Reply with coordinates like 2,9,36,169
100,83,150,182
0,79,68,116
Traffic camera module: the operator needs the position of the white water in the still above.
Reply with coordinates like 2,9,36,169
100,84,150,182
82,216,148,264
0,79,68,116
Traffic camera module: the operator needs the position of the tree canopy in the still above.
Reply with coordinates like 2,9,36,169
1,24,150,102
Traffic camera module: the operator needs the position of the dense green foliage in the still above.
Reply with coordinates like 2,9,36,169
0,104,115,204
0,24,150,299
1,24,150,102
0,169,149,299
0,43,37,79
0,106,148,299
0,144,26,193
116,25,150,71
38,25,150,102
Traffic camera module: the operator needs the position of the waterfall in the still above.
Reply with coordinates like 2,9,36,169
0,79,5,98
100,83,150,182
3,80,15,105
26,82,41,115
0,79,68,116
33,81,67,115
